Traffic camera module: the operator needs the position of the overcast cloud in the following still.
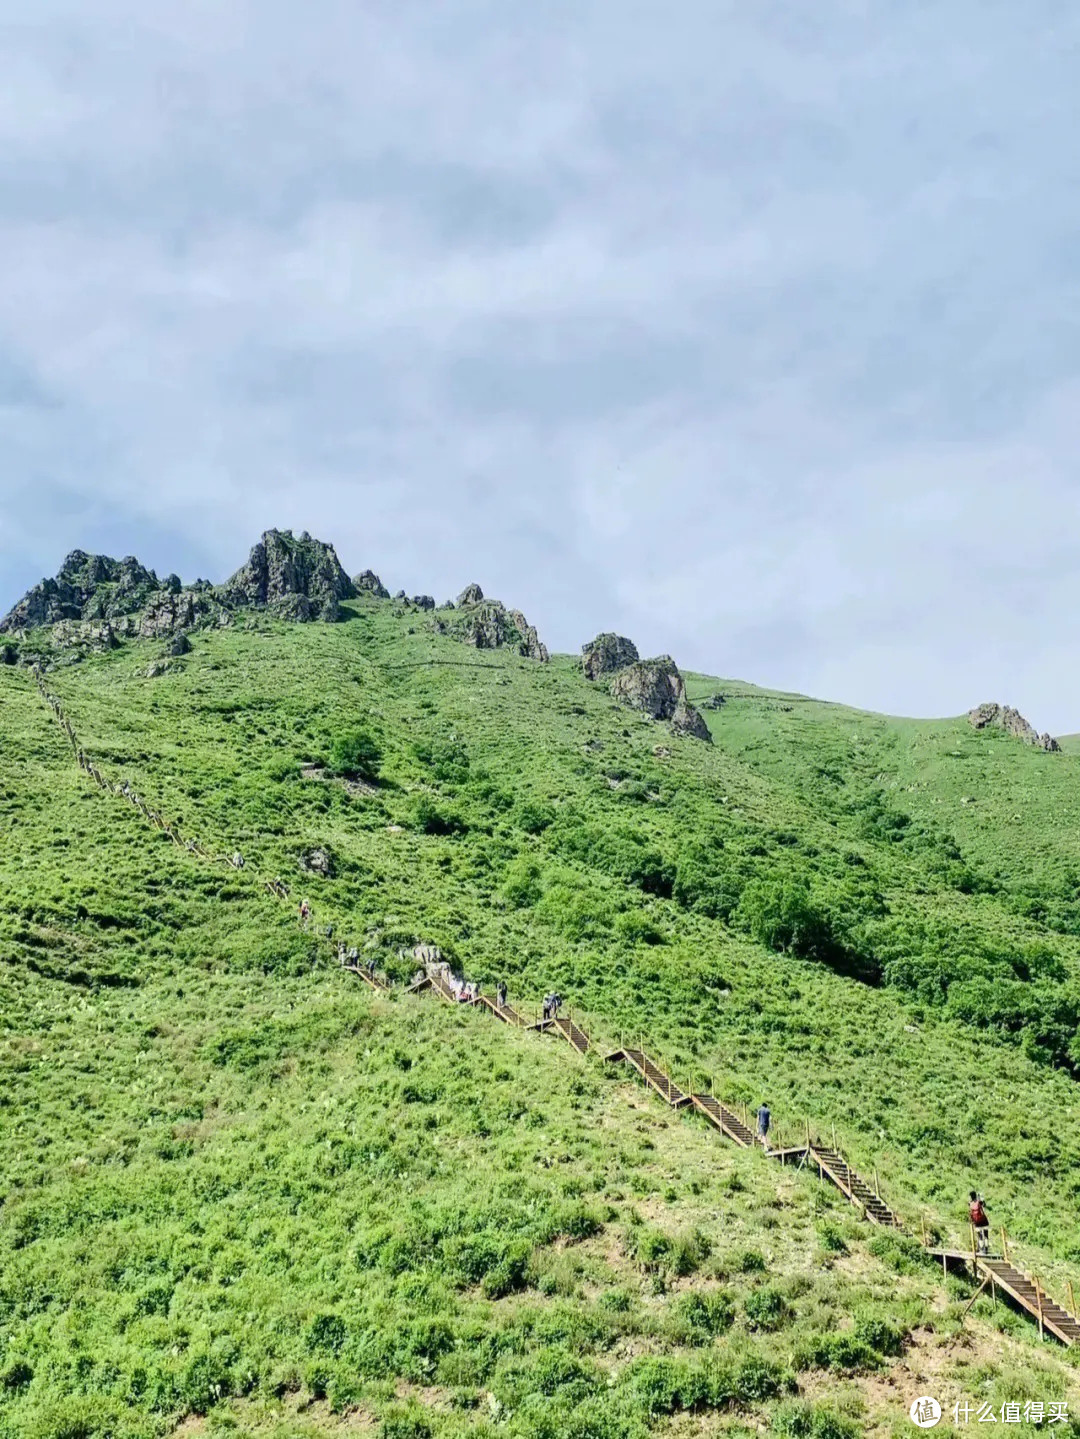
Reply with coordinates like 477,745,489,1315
1,1,1079,725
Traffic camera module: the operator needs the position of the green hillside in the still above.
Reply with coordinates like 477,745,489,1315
4,563,1080,1437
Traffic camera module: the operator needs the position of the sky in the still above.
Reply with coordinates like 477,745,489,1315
1,1,1079,727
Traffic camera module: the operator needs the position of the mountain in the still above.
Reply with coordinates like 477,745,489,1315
2,536,1080,1436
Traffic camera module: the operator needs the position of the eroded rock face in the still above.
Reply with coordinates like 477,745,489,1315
968,702,1060,752
610,655,711,742
442,595,549,660
457,582,484,606
412,595,435,611
581,633,639,681
354,569,389,599
1,551,159,633
223,529,355,615
138,589,220,638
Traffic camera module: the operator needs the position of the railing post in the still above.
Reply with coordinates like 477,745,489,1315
970,1223,976,1267
1068,1280,1077,1319
1001,1227,1009,1263
1036,1277,1045,1341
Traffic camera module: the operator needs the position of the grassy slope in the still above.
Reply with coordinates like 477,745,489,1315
3,603,1080,1436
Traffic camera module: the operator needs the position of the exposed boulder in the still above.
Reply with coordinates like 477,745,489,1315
300,846,335,877
457,582,484,606
221,529,355,615
671,699,712,742
705,693,726,710
968,702,1061,752
581,632,639,681
353,569,389,599
168,632,192,657
412,595,435,611
610,655,711,743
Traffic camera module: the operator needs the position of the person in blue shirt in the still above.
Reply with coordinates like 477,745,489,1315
757,1103,771,1148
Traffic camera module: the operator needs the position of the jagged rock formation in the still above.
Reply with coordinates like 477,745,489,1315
968,702,1060,752
354,569,390,599
137,587,223,639
222,529,355,617
440,588,549,662
609,656,711,743
0,551,158,633
412,595,435,611
581,633,639,681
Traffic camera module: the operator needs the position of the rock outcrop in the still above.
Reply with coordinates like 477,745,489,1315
354,569,390,599
412,595,435,611
1,551,159,633
222,529,355,616
581,633,639,681
440,589,549,662
968,702,1060,752
610,655,711,743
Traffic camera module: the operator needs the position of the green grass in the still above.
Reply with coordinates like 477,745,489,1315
5,597,1080,1435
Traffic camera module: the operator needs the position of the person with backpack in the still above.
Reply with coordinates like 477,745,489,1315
969,1191,991,1254
496,981,508,1010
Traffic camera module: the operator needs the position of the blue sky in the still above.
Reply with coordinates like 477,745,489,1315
2,1,1079,726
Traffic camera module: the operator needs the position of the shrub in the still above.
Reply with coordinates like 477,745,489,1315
736,878,833,961
306,1312,348,1355
412,798,467,836
670,1290,734,1345
379,1404,433,1439
501,856,543,908
328,729,381,783
743,1284,790,1331
772,1399,862,1439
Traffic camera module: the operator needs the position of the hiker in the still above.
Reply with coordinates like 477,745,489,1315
299,899,310,928
338,942,347,966
233,851,244,869
496,981,507,1009
542,993,552,1021
347,947,359,965
969,1192,991,1255
550,992,562,1017
757,1103,771,1148
366,955,377,980
325,924,334,940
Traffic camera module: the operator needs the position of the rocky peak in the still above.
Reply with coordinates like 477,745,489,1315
968,702,1060,752
0,550,159,634
438,593,548,662
581,632,639,681
609,655,711,743
353,569,390,599
222,529,356,616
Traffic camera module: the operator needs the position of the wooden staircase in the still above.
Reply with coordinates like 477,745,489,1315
476,994,524,1027
605,1047,690,1106
690,1093,758,1146
343,963,391,993
808,1144,901,1227
550,1013,591,1054
978,1257,1080,1346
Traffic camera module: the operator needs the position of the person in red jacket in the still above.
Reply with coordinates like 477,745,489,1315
969,1191,990,1254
